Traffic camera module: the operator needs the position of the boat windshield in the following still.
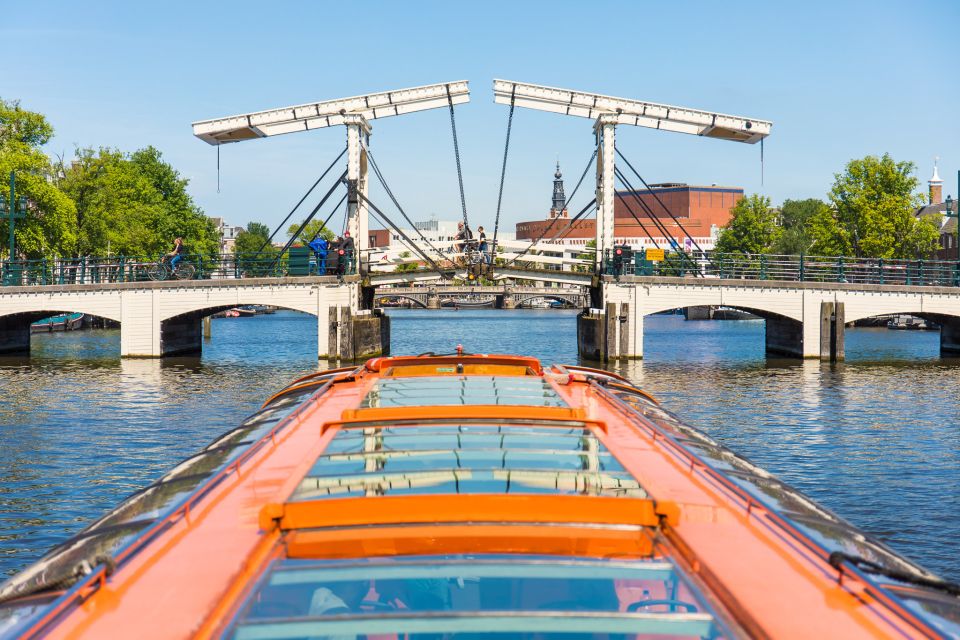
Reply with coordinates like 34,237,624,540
360,376,567,408
225,554,731,640
292,425,643,500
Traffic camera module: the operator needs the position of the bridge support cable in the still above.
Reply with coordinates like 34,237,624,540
356,192,444,274
500,149,597,268
254,147,346,259
446,85,470,232
615,148,715,263
361,143,453,263
490,87,516,263
612,168,671,245
270,171,347,268
502,198,596,269
613,167,702,275
308,192,348,243
612,169,668,250
546,200,596,243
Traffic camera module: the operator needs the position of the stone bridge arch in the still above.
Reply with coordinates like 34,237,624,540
514,293,583,308
373,294,428,309
0,293,124,355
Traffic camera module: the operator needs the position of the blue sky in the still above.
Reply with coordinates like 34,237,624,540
3,1,959,234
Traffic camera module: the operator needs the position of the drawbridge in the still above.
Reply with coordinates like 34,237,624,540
193,79,771,358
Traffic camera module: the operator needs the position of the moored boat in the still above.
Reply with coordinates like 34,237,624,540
0,352,957,639
29,313,84,333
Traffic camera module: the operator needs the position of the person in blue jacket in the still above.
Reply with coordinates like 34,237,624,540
308,237,329,275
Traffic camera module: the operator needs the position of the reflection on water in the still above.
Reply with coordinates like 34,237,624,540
0,309,958,582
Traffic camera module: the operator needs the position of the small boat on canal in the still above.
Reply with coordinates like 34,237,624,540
29,313,84,333
0,352,958,639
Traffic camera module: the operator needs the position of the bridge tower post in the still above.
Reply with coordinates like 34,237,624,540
344,115,371,278
594,115,617,272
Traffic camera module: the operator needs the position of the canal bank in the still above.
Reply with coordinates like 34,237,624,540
0,309,957,584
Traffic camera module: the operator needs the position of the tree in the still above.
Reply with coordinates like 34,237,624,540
286,218,334,245
714,194,778,254
393,250,419,272
810,154,938,258
59,146,219,259
234,221,279,276
770,198,828,255
130,146,219,258
0,98,76,258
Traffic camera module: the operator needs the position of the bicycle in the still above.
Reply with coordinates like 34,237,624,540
147,257,196,281
460,240,485,267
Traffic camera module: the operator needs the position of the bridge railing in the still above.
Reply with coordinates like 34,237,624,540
603,251,960,287
0,252,357,286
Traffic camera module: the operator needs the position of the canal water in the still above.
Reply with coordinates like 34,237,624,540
0,309,957,582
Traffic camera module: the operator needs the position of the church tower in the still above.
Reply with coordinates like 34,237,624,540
549,161,569,219
929,157,943,205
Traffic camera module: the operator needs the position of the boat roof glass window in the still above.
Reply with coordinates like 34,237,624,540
225,554,731,639
291,425,643,501
360,376,567,408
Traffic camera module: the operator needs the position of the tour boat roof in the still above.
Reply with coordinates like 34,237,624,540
1,353,957,639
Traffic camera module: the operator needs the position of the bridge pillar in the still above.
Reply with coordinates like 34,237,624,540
0,314,31,355
344,115,371,277
769,300,844,361
578,283,642,360
939,317,960,357
426,286,441,310
160,314,203,357
593,115,617,270
502,287,517,309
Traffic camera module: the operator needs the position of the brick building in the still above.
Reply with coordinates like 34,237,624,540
916,160,958,260
515,164,743,251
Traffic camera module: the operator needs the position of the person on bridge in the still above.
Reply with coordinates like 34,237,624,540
165,237,185,270
308,237,329,275
341,231,355,274
454,222,473,262
477,226,490,265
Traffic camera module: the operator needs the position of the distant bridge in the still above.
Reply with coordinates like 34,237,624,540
374,285,587,309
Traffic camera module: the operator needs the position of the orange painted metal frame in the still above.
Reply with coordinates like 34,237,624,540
284,524,657,560
260,494,678,532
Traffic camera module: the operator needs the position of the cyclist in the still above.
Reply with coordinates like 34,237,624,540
165,237,185,272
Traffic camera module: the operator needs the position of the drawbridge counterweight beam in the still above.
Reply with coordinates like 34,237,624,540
192,81,471,277
493,79,773,268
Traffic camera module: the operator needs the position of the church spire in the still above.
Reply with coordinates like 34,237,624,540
550,161,568,218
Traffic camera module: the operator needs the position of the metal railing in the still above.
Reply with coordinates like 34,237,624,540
602,250,960,287
0,251,356,286
3,249,958,288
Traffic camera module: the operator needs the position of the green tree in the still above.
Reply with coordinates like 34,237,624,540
810,154,937,258
60,148,163,257
0,98,76,258
393,250,419,272
59,146,219,259
714,194,778,254
130,146,219,258
770,198,828,255
286,218,334,245
234,221,279,276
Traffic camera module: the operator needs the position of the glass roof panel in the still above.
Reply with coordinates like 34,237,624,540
226,555,730,639
291,425,642,501
361,376,567,408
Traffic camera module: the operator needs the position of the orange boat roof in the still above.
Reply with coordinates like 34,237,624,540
0,354,957,639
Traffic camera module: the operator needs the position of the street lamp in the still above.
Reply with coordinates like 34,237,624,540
946,194,957,255
0,171,28,285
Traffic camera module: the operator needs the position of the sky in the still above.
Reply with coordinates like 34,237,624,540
3,0,959,236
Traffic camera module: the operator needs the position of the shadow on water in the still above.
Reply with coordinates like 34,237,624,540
0,309,957,582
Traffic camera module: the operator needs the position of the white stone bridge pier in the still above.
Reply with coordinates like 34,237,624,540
581,276,960,362
0,277,387,360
